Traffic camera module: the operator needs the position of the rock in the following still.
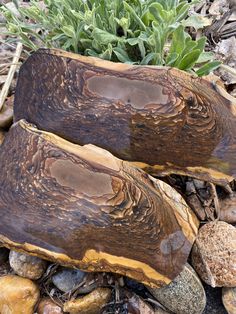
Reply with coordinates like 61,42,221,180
147,264,206,314
0,247,9,264
126,291,155,314
155,310,170,314
191,221,236,287
0,275,40,314
63,287,111,314
219,193,236,224
9,250,47,280
52,267,86,293
222,287,236,314
37,298,63,314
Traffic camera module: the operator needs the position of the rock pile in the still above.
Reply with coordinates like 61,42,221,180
0,220,235,314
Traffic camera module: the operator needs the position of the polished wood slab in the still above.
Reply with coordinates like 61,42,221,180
14,49,236,184
0,120,198,288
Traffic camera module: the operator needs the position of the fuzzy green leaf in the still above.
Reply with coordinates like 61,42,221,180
92,28,122,44
178,49,201,70
196,61,221,76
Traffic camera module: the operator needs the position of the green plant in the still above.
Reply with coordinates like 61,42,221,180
0,0,220,76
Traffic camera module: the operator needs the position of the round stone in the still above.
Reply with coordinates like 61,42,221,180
191,221,236,287
37,298,63,314
52,267,86,293
147,264,206,314
0,275,39,314
63,287,111,314
9,250,47,280
222,287,236,314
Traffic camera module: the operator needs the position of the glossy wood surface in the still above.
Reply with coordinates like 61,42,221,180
0,120,198,287
14,49,236,185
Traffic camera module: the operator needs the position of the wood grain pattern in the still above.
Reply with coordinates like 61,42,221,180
0,120,198,287
14,49,236,185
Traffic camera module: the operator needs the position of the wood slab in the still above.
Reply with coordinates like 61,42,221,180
0,120,198,287
14,49,236,185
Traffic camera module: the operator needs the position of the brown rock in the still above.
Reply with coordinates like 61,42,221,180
219,193,236,223
222,287,236,314
0,275,40,314
63,287,111,314
191,221,236,287
126,291,155,313
9,250,47,280
37,298,63,314
147,264,206,314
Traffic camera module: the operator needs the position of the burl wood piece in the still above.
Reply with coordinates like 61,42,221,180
0,120,198,288
14,49,236,185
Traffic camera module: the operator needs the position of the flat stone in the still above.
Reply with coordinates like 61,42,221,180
191,221,236,287
9,250,47,280
52,267,86,293
147,264,206,314
219,193,236,224
0,247,9,264
0,275,39,314
37,298,63,314
126,291,155,313
222,287,236,314
63,287,111,314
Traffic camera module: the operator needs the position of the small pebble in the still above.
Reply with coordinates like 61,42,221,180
222,287,236,314
126,291,155,314
37,297,63,314
9,250,47,280
0,247,9,264
191,221,236,287
52,267,86,293
0,274,39,314
147,264,206,314
219,193,236,224
63,287,111,314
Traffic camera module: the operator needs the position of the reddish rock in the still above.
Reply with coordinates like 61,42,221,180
222,287,236,314
37,298,63,314
191,221,236,287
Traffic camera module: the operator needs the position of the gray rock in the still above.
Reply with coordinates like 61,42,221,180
9,250,47,280
52,267,86,293
0,247,9,264
147,264,206,314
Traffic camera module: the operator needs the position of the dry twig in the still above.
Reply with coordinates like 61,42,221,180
0,42,22,111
